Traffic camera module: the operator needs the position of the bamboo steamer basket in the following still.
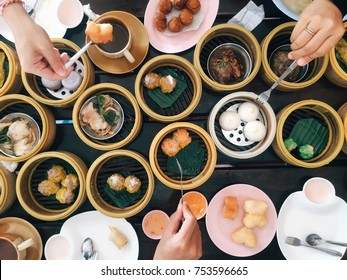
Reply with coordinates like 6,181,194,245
134,55,202,122
0,41,23,96
207,91,276,159
325,22,347,88
260,22,328,92
0,94,56,162
72,83,142,150
149,122,217,190
86,150,155,218
0,163,16,214
272,100,344,168
16,151,87,221
193,23,261,92
22,38,95,108
337,102,347,155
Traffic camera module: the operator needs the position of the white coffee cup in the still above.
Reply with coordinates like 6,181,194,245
57,0,84,28
303,177,336,206
44,234,72,260
93,15,135,63
0,235,34,260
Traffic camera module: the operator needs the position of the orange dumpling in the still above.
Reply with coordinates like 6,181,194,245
222,196,239,220
161,138,181,157
172,128,192,149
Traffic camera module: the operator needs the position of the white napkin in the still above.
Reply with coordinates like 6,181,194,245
227,1,265,31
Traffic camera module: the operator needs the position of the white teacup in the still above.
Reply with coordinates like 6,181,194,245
93,15,135,63
44,234,72,260
0,235,34,260
57,0,84,29
303,177,336,206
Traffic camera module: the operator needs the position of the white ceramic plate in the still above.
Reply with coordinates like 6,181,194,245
59,210,139,260
144,0,219,53
277,191,347,260
0,0,66,42
272,0,347,21
206,184,277,257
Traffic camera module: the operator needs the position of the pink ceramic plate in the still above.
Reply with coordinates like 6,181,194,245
206,184,277,257
144,0,219,53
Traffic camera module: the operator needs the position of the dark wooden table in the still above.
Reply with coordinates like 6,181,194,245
1,0,346,260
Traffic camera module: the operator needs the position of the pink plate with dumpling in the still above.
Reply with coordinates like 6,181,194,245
206,184,277,257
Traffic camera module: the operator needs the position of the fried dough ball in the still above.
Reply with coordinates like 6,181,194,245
161,138,181,157
243,213,268,228
243,199,268,215
168,16,183,32
159,0,173,14
173,0,187,9
186,0,201,14
153,11,167,32
179,8,194,26
143,72,161,89
172,128,192,149
159,75,177,93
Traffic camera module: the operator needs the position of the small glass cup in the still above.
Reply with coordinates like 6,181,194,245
57,0,84,29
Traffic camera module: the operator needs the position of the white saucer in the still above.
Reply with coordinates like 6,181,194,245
59,210,139,260
277,191,347,260
0,0,66,42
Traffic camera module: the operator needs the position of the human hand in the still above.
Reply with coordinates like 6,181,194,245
288,0,345,66
153,201,202,260
3,3,72,80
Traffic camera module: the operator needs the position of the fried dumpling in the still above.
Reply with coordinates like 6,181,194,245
231,226,257,248
222,196,239,220
243,199,268,215
243,213,268,228
85,20,113,44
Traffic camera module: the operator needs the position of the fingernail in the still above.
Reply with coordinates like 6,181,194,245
58,68,66,76
288,53,293,60
297,58,307,66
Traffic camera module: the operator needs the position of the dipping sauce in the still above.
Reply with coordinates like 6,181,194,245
183,191,208,220
44,234,72,260
142,210,169,239
303,177,335,205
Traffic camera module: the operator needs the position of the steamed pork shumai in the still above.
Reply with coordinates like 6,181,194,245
143,72,161,89
61,173,79,191
124,175,142,194
173,0,187,9
186,0,201,14
168,16,183,32
159,75,177,93
47,165,66,183
107,173,125,191
159,0,173,14
153,11,167,32
161,138,181,157
56,187,75,204
172,128,192,149
179,8,194,26
38,180,60,196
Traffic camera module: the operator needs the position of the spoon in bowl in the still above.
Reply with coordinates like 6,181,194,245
306,234,347,247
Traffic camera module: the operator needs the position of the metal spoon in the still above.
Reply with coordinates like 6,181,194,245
81,237,97,260
306,234,347,247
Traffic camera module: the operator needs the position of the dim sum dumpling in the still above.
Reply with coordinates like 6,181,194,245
47,165,66,183
55,187,75,204
61,173,79,191
243,199,268,215
172,128,192,149
124,175,141,194
38,179,60,196
243,213,268,228
107,173,125,191
109,226,128,250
